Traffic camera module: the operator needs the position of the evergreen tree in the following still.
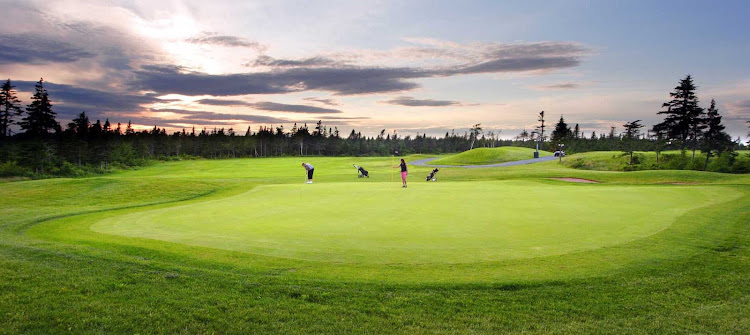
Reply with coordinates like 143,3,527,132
701,99,732,169
469,123,482,149
652,75,704,150
535,111,546,142
573,123,580,139
0,79,23,137
20,78,59,137
517,129,529,142
71,112,90,139
551,115,571,143
622,120,644,165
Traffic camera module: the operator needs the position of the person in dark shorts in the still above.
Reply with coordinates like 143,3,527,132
302,163,314,184
392,158,408,188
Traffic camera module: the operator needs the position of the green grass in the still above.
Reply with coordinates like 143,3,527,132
91,181,737,265
2,154,750,333
429,147,551,165
563,150,750,172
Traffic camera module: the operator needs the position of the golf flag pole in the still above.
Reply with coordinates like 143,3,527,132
390,154,394,189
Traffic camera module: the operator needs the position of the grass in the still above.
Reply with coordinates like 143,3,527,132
91,181,737,265
563,150,750,172
1,154,750,333
429,147,551,165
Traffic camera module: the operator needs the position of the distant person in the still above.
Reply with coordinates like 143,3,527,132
393,158,408,188
302,163,314,184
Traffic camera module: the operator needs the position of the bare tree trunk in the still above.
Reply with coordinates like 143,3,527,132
704,152,711,170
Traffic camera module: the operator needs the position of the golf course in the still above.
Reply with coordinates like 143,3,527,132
2,149,750,333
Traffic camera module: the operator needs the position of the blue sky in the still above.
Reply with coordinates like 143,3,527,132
1,0,748,140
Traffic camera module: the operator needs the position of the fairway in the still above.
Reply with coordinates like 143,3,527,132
92,180,739,265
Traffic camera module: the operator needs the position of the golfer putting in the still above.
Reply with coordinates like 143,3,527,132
301,163,314,184
392,158,408,188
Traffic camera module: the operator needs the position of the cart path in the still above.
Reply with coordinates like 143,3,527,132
410,156,558,168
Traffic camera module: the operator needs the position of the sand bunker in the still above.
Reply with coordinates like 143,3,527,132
550,178,600,183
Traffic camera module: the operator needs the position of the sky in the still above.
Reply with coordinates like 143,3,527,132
1,0,749,140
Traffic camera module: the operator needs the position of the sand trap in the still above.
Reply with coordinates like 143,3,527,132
550,178,600,183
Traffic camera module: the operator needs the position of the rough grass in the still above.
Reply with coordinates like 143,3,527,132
563,150,750,172
1,154,750,333
429,147,551,165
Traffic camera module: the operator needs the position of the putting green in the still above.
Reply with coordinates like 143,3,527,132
92,181,739,264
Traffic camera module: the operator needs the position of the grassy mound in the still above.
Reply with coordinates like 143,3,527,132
430,147,551,165
563,150,750,172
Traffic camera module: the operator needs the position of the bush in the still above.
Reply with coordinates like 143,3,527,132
58,161,87,177
663,153,690,170
0,161,31,177
706,152,735,173
731,157,750,173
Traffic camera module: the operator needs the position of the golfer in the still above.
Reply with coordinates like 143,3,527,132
302,163,314,184
393,158,408,188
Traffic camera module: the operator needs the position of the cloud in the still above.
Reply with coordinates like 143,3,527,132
527,82,583,90
251,102,342,114
0,34,96,64
303,97,340,106
250,55,339,67
131,41,588,96
185,32,266,51
151,109,288,123
380,96,462,107
445,57,580,75
131,65,423,96
197,98,253,106
15,80,157,114
725,100,750,120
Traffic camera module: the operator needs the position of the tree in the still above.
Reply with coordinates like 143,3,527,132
551,115,571,143
622,120,644,165
517,129,529,142
535,111,546,142
469,123,482,149
573,123,580,139
19,78,59,137
701,99,732,169
652,75,704,151
0,79,23,137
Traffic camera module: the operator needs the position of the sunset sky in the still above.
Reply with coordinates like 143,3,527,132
1,0,748,140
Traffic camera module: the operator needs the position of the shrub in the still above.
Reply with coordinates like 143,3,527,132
58,161,87,177
0,161,31,177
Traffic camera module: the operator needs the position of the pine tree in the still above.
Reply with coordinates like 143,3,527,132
622,120,644,165
573,123,580,139
469,123,482,149
0,79,23,137
535,111,546,142
551,115,571,143
652,75,705,150
701,99,732,169
20,78,59,137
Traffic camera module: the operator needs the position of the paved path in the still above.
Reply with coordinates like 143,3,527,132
410,155,558,168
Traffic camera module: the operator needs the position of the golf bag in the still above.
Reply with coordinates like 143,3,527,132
426,168,439,181
353,164,369,178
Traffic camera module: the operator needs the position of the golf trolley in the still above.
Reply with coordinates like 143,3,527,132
426,168,439,181
353,164,369,178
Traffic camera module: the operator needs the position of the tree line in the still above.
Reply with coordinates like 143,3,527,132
0,76,748,177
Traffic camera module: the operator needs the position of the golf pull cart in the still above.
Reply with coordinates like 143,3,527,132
353,164,369,178
426,168,439,181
